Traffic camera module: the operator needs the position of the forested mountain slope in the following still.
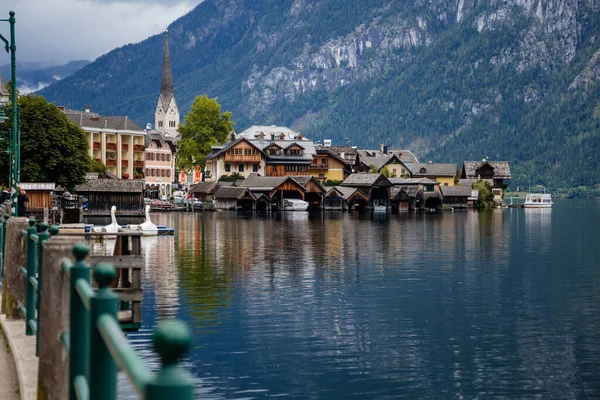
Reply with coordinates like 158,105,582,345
39,0,600,194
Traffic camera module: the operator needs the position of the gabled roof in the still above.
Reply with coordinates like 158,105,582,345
440,186,473,197
315,147,351,166
251,139,316,162
76,179,144,193
189,181,219,195
237,125,302,140
357,149,419,164
204,138,265,160
145,130,175,151
406,163,457,177
462,161,512,180
284,142,305,150
213,186,255,200
332,186,370,201
341,173,392,188
63,109,144,132
288,176,326,193
237,173,293,191
389,178,439,186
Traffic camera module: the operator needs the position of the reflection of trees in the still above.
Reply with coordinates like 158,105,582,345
176,213,233,334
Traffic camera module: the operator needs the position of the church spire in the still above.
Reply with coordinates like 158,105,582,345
159,29,174,108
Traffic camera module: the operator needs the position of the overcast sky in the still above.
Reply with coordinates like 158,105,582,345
1,0,202,66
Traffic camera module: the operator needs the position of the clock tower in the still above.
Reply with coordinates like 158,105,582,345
155,30,180,139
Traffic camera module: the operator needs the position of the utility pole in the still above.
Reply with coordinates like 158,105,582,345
0,11,18,216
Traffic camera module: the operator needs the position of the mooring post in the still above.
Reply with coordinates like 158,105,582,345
146,320,194,400
1,217,28,317
89,263,119,400
38,231,78,400
69,243,91,400
25,218,37,335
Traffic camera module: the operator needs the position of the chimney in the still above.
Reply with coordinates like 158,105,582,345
271,133,275,141
380,144,388,154
146,123,152,130
324,139,332,147
85,105,90,113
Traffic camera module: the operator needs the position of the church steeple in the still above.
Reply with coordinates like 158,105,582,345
155,29,179,138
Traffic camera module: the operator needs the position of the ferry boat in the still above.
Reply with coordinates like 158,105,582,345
283,198,309,211
524,193,553,208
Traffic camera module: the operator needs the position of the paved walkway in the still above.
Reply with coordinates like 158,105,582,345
0,320,19,400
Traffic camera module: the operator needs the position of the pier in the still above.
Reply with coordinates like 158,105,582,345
0,202,195,399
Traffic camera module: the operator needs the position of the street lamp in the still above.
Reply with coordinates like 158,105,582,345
0,11,18,216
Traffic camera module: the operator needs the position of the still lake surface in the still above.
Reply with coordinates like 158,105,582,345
120,200,600,399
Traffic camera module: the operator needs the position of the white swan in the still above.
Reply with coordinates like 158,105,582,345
104,205,120,234
139,205,158,236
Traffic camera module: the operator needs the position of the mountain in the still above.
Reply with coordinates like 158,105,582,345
38,0,600,195
0,60,89,94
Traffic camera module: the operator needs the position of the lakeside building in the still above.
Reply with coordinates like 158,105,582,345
62,106,146,179
460,160,512,200
144,130,176,199
405,162,457,187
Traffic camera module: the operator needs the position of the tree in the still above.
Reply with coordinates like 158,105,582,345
370,164,394,178
176,95,234,174
473,180,493,208
218,172,244,182
0,95,90,189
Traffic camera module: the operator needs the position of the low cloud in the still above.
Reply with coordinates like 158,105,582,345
4,0,202,65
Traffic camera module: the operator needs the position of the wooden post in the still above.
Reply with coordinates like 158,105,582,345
1,217,28,318
37,235,80,400
130,235,142,324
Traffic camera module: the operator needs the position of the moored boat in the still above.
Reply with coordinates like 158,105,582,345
283,198,309,211
524,193,553,208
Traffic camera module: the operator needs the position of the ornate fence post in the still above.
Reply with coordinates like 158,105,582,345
89,263,119,400
25,218,37,335
146,320,194,400
0,214,5,285
2,216,28,318
69,243,91,400
35,223,50,356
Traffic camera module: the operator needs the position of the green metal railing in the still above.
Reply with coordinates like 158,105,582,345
17,219,54,355
61,244,194,400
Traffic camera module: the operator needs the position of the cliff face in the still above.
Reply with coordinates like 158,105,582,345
40,0,600,190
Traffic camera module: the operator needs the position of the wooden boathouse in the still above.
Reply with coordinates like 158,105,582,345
75,178,144,225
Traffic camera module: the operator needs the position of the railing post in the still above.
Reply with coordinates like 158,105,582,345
35,223,50,356
89,263,119,400
69,243,91,400
0,214,5,286
146,320,194,400
1,214,8,287
25,218,36,335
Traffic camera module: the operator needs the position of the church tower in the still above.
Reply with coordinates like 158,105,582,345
155,30,180,138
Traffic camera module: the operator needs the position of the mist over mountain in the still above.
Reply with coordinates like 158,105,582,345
0,60,89,94
38,0,600,193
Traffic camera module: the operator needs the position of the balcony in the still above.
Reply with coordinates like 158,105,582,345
93,142,101,150
309,162,329,170
94,158,102,163
122,160,129,167
133,160,144,168
133,144,145,152
122,143,129,152
106,159,117,167
224,154,262,163
106,142,117,151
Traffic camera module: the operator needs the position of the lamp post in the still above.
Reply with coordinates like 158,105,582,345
0,11,18,216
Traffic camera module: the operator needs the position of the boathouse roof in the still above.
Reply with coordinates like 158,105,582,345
440,186,473,197
333,186,370,201
405,163,457,177
75,179,144,193
238,173,290,191
213,186,255,200
189,181,220,195
288,176,326,193
341,173,392,188
461,161,512,180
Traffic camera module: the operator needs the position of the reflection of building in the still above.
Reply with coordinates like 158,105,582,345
62,106,146,179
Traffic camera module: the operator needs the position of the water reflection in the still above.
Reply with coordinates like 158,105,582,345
122,203,600,399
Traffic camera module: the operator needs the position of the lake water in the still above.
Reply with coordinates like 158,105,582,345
120,200,600,399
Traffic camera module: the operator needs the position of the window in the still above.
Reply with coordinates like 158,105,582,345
253,164,258,172
161,169,166,177
401,169,405,175
393,169,397,175
146,168,149,176
158,121,163,128
168,121,176,128
287,149,302,156
444,183,448,186
167,154,171,161
151,169,155,177
162,154,166,161
423,184,433,192
167,170,171,177
225,164,231,172
238,164,244,172
319,173,325,178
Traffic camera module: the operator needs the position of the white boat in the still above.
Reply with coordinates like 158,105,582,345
524,193,553,208
283,198,309,211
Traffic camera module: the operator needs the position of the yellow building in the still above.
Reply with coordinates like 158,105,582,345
406,163,457,186
311,147,352,182
62,106,146,179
